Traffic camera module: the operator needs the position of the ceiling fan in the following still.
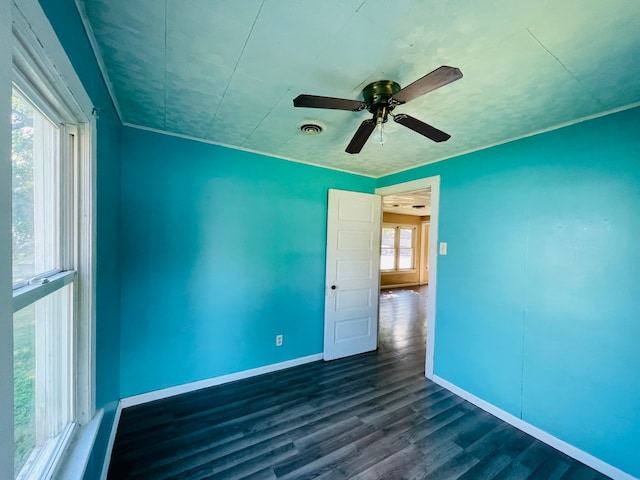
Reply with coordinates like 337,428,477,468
293,66,462,154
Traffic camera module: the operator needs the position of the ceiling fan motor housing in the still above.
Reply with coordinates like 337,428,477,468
363,80,401,123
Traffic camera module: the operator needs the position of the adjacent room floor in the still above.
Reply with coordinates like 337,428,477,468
107,286,610,479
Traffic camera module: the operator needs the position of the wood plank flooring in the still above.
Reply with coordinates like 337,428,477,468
107,286,611,479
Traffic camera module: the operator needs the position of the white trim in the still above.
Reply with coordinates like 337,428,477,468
17,422,77,480
0,0,13,476
376,175,440,380
99,402,123,480
13,0,94,120
419,222,430,285
74,119,96,425
120,354,324,408
123,123,377,179
43,422,76,479
12,68,65,125
377,178,439,195
12,270,75,312
51,409,102,480
433,375,638,480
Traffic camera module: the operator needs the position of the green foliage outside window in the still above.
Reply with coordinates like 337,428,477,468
12,93,36,475
12,93,35,284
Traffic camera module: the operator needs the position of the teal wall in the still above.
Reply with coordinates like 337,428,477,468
379,106,640,477
119,128,375,397
36,1,122,478
31,1,640,477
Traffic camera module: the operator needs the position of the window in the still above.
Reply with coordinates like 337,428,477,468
380,224,416,272
12,87,79,479
380,227,396,270
10,4,95,477
12,90,61,287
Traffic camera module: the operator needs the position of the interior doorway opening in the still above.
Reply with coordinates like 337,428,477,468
376,176,441,379
380,188,431,290
378,189,431,373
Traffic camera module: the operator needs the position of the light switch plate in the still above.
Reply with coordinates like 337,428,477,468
439,242,448,255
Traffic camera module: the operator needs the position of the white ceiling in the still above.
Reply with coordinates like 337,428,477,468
75,0,640,177
383,190,431,217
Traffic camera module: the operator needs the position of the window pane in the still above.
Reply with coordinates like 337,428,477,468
14,303,35,476
381,227,395,248
12,90,60,286
399,228,413,248
380,248,395,270
14,284,72,478
399,248,414,269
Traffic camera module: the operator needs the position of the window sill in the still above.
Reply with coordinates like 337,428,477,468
16,423,76,480
54,409,104,480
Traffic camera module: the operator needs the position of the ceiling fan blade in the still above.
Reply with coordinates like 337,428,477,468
391,66,462,105
346,119,376,154
393,114,451,142
293,94,366,111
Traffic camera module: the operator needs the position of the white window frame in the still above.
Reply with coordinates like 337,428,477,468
8,0,96,477
381,223,417,273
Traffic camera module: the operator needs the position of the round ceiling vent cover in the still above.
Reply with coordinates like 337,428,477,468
300,123,323,135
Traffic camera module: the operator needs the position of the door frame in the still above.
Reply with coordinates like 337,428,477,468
419,221,430,285
375,175,440,379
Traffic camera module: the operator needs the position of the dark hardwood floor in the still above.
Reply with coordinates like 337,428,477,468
107,286,610,479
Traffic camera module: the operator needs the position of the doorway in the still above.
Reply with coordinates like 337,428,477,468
378,285,428,368
376,176,440,379
380,188,431,289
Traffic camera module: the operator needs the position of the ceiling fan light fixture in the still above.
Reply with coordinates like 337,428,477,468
375,115,387,146
373,104,389,145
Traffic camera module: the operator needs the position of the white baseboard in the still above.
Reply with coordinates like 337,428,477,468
120,353,324,408
99,401,123,480
99,354,323,477
432,375,638,480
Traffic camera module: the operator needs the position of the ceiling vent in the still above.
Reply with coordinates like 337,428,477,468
300,123,323,135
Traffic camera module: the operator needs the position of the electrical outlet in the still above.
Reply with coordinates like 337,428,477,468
276,335,283,347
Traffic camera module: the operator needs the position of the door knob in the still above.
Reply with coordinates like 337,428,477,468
331,285,337,290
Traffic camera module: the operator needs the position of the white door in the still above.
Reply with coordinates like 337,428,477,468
324,189,382,361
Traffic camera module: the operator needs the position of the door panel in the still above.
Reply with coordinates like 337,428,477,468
335,317,370,342
324,189,381,361
336,288,371,310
